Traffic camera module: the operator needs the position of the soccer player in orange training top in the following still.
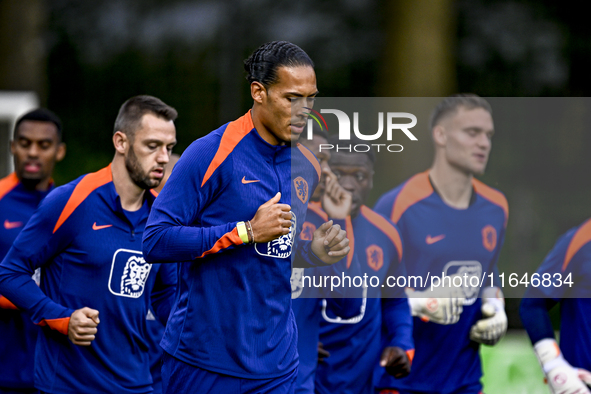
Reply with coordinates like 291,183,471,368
0,96,178,394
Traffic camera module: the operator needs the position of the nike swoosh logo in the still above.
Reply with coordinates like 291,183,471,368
426,234,445,244
4,220,23,230
241,176,260,184
92,222,113,231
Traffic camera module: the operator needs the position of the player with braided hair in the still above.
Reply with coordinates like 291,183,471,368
143,41,349,394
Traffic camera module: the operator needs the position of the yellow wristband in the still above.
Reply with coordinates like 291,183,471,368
236,221,249,244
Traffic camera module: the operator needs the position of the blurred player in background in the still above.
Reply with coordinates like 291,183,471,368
0,95,178,394
315,136,414,394
374,94,508,394
520,221,591,394
291,126,364,394
0,109,65,393
143,41,349,394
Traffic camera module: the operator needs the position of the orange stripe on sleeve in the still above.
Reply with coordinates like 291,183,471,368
345,216,355,269
0,173,19,202
390,172,433,224
53,165,112,234
562,218,591,272
308,201,329,222
472,178,509,227
361,206,403,261
406,349,415,364
296,143,321,181
0,296,18,310
38,317,70,335
201,111,254,187
196,227,243,259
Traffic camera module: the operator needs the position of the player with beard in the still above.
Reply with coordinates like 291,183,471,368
0,95,178,394
0,108,65,393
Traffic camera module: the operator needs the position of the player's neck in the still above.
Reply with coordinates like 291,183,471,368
19,176,52,192
429,163,473,209
111,157,146,211
35,178,52,191
251,105,285,146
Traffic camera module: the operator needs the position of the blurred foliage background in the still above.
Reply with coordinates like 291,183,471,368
2,0,591,329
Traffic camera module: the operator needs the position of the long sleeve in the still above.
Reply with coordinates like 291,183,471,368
382,298,414,351
150,263,178,326
0,186,77,334
143,136,245,263
520,298,557,345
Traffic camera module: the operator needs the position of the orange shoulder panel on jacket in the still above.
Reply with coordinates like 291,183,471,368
201,111,255,187
361,205,403,261
0,173,19,202
390,172,433,224
296,143,321,181
308,201,329,222
53,165,112,234
562,218,591,272
472,178,509,226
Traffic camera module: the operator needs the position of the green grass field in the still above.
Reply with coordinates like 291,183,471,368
480,330,548,393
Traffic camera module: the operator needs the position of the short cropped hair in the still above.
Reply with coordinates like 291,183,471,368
113,95,178,140
244,41,314,88
14,108,63,141
429,94,492,131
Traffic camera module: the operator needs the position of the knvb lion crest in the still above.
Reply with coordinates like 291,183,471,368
294,176,309,204
108,249,152,298
366,244,384,271
255,212,296,259
482,225,497,252
121,256,151,297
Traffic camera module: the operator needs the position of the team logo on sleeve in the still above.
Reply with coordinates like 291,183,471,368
482,225,497,252
300,222,316,241
294,177,309,204
366,244,384,271
291,268,304,299
108,249,152,298
255,213,296,259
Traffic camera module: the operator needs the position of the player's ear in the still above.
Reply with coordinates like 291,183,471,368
56,142,66,162
432,125,447,147
9,140,15,156
113,131,128,154
251,81,266,104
